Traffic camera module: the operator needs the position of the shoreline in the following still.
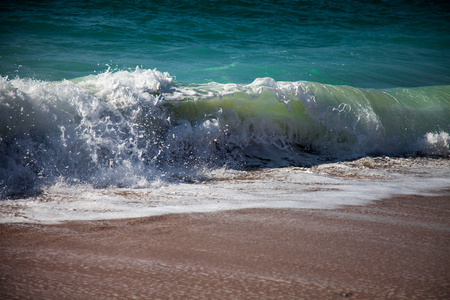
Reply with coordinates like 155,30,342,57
1,191,449,299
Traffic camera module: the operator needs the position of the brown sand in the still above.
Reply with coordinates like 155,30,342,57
1,191,449,299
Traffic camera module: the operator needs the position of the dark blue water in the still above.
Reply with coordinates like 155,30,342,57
1,0,449,87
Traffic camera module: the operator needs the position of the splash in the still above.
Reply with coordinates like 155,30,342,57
1,68,449,198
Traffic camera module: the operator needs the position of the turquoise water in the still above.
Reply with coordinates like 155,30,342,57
1,0,449,87
1,0,449,199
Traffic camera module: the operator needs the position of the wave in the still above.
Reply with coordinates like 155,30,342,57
1,67,449,198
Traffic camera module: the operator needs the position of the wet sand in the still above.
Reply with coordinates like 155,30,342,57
1,191,449,299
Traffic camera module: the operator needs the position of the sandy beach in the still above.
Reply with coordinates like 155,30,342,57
1,190,449,299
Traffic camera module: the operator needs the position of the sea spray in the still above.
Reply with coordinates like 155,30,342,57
1,68,449,199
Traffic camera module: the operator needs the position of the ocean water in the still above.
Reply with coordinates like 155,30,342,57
0,0,449,223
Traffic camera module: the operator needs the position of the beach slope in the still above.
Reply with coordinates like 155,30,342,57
1,192,449,299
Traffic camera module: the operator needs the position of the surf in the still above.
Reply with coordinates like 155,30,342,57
1,67,449,199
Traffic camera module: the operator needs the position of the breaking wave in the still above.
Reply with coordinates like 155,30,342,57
1,67,449,198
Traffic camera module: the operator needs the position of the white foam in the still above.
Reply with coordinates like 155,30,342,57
420,131,450,157
1,158,448,224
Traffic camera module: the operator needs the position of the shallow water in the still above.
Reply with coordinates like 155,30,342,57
1,157,449,223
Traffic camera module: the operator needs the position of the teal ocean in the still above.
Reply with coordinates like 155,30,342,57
0,0,449,200
2,0,450,87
